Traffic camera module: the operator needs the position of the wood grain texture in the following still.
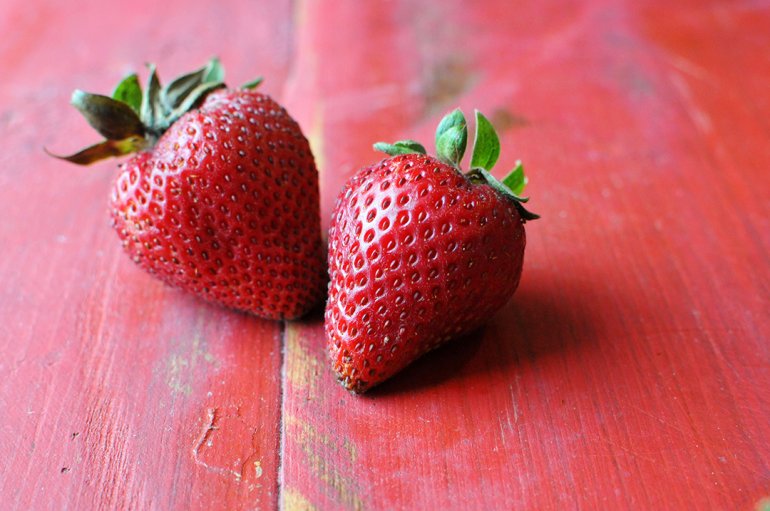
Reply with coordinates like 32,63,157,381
279,0,770,509
1,0,769,510
0,0,295,509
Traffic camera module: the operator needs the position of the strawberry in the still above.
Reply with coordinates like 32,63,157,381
49,59,325,320
325,109,538,392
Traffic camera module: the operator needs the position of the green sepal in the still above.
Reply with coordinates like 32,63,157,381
112,74,142,114
70,90,145,140
502,161,527,196
161,81,224,130
435,109,467,166
203,57,224,83
468,166,539,221
367,107,538,221
436,125,467,166
51,59,262,166
242,77,264,90
140,64,162,130
756,499,770,511
373,140,427,156
45,136,146,165
470,110,500,171
162,61,212,110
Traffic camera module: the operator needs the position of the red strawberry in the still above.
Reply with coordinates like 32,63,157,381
325,109,538,392
50,59,325,319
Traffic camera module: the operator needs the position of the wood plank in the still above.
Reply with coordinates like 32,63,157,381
280,0,770,509
0,0,296,509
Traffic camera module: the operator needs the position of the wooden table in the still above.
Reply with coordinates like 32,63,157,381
1,0,768,509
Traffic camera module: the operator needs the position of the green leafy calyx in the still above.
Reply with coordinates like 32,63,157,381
373,108,539,221
435,108,468,166
373,140,427,156
112,74,142,113
242,77,264,90
470,111,500,171
48,58,241,165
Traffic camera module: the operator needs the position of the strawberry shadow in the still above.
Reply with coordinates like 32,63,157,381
367,279,600,397
364,328,486,397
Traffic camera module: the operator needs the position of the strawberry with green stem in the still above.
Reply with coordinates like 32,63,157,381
49,59,326,320
325,108,538,392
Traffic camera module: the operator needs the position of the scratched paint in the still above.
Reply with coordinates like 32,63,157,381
282,488,318,511
162,332,220,396
284,323,324,398
191,407,264,481
283,414,363,510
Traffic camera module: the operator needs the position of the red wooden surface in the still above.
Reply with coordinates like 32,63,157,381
0,1,292,509
1,0,769,510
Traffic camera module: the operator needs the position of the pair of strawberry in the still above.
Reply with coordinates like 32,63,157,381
53,60,538,393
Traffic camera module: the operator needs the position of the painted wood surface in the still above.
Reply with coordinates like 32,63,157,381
0,1,293,509
1,0,768,510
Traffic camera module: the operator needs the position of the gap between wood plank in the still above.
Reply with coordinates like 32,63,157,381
277,318,288,511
